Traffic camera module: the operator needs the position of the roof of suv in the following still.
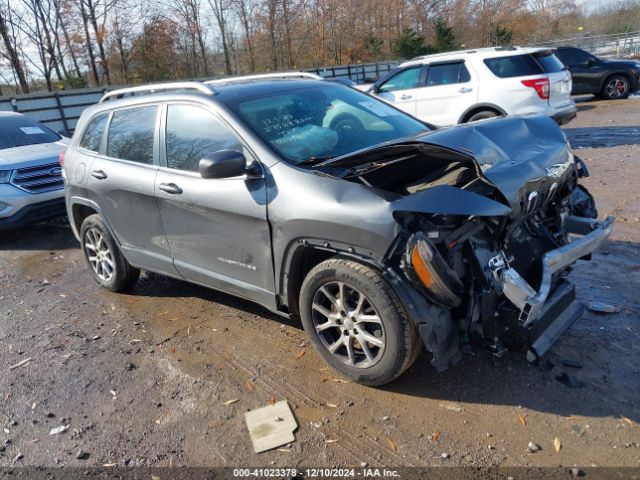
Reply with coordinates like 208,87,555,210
402,46,555,67
98,72,325,104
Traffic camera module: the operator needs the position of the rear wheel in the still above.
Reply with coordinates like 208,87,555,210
602,75,630,100
80,214,140,292
299,258,420,386
466,110,500,123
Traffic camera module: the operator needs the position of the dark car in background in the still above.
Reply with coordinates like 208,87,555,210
555,46,640,99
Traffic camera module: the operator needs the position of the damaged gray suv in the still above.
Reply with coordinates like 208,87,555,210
64,73,613,386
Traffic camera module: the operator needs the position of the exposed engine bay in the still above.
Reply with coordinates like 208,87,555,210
309,115,614,370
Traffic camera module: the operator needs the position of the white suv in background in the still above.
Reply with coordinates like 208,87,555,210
0,112,68,230
361,46,577,127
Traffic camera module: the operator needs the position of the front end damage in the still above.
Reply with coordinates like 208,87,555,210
315,115,614,369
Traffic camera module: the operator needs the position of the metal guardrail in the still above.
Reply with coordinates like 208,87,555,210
305,61,399,83
0,87,108,134
0,61,398,134
533,31,640,59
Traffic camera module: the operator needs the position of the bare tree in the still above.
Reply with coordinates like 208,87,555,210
0,0,29,92
235,0,256,72
208,0,232,75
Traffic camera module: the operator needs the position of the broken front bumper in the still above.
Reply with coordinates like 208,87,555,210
491,215,614,326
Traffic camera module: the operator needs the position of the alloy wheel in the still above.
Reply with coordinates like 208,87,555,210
605,78,628,98
84,227,114,281
311,281,386,368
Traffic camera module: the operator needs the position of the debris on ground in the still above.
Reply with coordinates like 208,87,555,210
517,414,527,427
556,372,586,388
562,358,584,368
382,415,390,421
440,402,464,412
49,425,69,435
8,358,32,370
13,453,23,462
553,437,562,452
528,442,542,452
587,301,620,314
539,360,554,371
440,452,449,459
386,437,397,451
76,450,90,460
245,400,297,453
571,467,584,477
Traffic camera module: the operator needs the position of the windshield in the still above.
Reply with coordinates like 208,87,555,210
226,84,429,164
0,115,61,150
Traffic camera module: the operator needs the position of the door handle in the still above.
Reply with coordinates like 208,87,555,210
458,87,473,93
159,183,183,195
91,169,107,180
400,94,413,100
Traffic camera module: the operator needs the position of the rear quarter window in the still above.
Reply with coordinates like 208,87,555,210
484,54,543,78
533,52,565,73
106,106,157,164
79,113,108,152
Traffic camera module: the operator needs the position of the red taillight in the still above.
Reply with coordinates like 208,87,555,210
59,150,65,167
521,77,550,100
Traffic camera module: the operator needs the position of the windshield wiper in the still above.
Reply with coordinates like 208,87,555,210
296,155,334,166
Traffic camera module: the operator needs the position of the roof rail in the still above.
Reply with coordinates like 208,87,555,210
99,82,214,103
205,72,322,86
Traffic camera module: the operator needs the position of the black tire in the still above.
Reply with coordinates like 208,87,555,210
601,75,630,100
466,110,500,123
80,214,140,292
299,258,420,386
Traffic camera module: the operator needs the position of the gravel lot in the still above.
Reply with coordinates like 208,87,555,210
1,97,639,470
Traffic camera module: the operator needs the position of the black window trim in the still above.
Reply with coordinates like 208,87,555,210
158,100,259,178
100,102,161,168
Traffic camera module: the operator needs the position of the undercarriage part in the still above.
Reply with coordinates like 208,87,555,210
499,280,583,361
489,215,614,326
384,268,461,372
568,184,598,219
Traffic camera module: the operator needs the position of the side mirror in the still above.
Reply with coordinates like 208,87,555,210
199,149,247,179
587,58,598,67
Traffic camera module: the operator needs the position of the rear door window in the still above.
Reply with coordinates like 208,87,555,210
79,113,108,152
484,54,543,78
165,104,243,173
426,62,471,86
106,106,157,164
379,66,423,92
533,52,565,73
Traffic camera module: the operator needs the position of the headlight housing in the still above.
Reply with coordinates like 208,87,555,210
0,170,12,184
405,233,464,307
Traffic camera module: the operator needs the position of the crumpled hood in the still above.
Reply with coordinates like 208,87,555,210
414,115,572,213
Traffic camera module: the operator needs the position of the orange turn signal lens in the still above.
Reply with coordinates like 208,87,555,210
411,242,433,289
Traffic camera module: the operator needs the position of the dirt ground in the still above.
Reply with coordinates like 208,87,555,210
0,97,639,472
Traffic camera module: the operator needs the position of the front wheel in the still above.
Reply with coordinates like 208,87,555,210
299,258,420,386
602,75,630,99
